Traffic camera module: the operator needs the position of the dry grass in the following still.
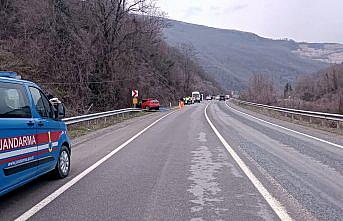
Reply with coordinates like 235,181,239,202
233,100,343,135
67,111,150,139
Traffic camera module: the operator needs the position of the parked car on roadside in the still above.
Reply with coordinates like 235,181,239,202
219,95,226,101
0,72,71,197
184,96,192,105
141,98,160,110
206,95,212,100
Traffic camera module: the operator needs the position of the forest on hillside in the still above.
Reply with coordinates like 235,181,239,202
0,0,219,115
241,64,343,114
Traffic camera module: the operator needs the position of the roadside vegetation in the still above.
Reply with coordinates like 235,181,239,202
67,111,149,139
0,0,219,116
240,64,343,114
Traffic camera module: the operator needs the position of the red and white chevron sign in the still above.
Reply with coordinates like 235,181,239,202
131,90,138,97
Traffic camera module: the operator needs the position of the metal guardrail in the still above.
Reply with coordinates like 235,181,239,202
234,99,343,122
63,108,143,125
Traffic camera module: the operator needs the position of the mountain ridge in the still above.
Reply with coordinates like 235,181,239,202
163,19,343,90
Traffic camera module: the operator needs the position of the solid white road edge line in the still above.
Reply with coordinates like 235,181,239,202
225,101,343,150
205,103,293,221
15,110,177,221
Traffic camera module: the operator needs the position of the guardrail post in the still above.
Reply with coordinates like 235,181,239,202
309,117,312,124
291,114,294,121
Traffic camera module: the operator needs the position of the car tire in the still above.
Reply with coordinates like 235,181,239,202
52,146,70,179
146,106,150,111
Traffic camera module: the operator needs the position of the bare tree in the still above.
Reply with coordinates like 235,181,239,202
0,0,220,114
242,74,276,105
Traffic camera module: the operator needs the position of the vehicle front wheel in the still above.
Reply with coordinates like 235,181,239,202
52,146,70,179
146,106,150,111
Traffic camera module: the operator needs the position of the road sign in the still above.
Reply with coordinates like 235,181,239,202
133,97,138,105
132,90,138,97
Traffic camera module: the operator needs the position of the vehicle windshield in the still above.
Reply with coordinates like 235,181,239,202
0,83,31,118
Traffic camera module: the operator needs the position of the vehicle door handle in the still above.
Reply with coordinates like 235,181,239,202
38,121,44,127
27,121,35,127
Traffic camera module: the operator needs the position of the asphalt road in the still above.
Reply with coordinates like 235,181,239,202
1,101,343,221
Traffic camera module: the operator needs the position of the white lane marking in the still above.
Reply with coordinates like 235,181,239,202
225,102,343,150
205,103,292,221
15,111,176,221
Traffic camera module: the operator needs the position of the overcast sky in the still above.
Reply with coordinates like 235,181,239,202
156,0,343,43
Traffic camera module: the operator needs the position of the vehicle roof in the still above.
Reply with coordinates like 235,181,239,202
0,77,40,88
143,98,159,101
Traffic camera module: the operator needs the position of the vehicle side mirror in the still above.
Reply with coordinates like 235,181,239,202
56,103,65,120
49,97,65,120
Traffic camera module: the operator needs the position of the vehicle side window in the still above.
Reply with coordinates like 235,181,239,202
29,87,53,118
0,82,31,118
41,93,54,118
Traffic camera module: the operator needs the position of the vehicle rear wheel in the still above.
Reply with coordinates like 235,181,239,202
52,146,70,179
146,106,150,111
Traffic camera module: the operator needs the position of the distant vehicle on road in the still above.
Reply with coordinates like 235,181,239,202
183,96,192,105
219,95,226,101
225,95,230,100
141,98,160,110
0,72,71,197
206,95,212,100
192,91,201,103
215,95,220,100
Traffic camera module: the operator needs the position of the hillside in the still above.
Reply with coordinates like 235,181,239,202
0,1,220,114
294,43,343,64
290,64,343,114
163,20,343,90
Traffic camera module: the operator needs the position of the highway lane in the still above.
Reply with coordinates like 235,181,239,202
207,101,343,221
1,101,343,220
10,102,278,221
0,112,168,220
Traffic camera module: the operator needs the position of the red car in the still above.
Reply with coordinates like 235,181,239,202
141,98,160,110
